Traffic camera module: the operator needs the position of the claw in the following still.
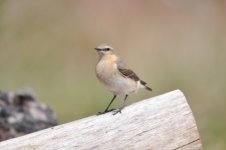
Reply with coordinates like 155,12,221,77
112,105,125,115
97,108,115,115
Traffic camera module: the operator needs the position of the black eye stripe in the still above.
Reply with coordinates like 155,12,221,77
101,48,110,51
95,47,111,51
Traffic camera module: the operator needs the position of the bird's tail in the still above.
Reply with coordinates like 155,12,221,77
140,80,152,91
144,85,152,91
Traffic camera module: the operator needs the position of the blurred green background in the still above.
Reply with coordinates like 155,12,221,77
0,0,225,149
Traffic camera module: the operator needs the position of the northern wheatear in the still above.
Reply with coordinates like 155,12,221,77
95,44,152,114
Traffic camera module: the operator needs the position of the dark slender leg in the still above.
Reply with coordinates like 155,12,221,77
104,95,117,112
123,94,128,105
97,95,117,115
113,94,128,115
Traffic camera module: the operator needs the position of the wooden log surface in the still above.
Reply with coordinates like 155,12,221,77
0,90,202,150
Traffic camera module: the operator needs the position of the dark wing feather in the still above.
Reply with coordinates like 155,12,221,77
117,59,152,91
117,59,140,81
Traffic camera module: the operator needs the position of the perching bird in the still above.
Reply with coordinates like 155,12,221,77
95,44,152,114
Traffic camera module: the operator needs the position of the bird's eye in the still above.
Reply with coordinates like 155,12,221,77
105,48,110,51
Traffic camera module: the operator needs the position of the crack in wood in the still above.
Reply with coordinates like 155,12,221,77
173,139,200,150
134,127,158,137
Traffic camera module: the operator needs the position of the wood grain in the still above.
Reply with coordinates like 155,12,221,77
0,90,202,150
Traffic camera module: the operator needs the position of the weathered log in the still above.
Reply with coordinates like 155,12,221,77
0,90,202,150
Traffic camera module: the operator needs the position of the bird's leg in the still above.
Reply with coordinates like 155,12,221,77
104,95,117,112
121,94,128,108
113,94,128,115
97,95,117,115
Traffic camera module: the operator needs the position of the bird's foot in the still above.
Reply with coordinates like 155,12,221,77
97,108,115,115
112,105,126,115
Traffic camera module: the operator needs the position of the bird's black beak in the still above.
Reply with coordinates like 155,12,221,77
95,48,101,51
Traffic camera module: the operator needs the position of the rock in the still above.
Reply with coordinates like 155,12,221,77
0,88,58,141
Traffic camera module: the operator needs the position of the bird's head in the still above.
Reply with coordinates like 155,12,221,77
95,44,113,57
